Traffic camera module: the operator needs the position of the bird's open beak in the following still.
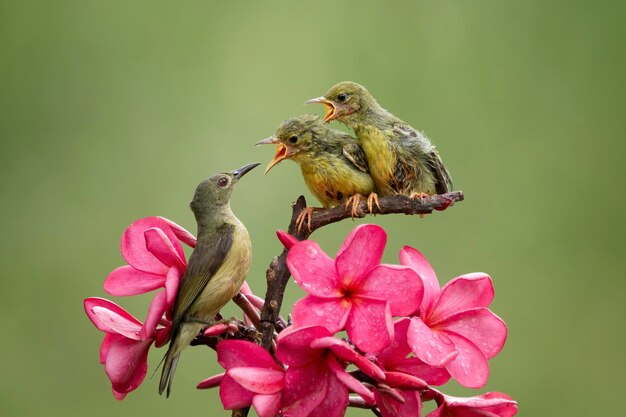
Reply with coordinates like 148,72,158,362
263,143,291,174
232,162,260,180
304,96,338,123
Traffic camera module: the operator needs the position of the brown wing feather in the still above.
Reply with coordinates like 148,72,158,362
342,142,370,173
169,223,235,334
428,150,453,194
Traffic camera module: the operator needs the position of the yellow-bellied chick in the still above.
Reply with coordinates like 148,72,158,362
256,114,376,230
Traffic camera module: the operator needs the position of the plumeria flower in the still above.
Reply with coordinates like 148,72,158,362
103,216,195,315
372,318,449,417
426,391,518,417
83,295,169,399
400,247,508,388
285,224,424,353
277,325,386,417
198,340,285,417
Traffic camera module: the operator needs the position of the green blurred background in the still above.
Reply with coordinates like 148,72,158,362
1,1,624,416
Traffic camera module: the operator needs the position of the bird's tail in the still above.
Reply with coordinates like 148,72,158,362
159,341,180,397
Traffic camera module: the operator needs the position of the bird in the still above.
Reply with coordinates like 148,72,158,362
159,162,259,397
305,81,452,200
256,114,376,230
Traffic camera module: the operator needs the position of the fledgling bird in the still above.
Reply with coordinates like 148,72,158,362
159,162,259,397
306,81,452,199
256,114,376,230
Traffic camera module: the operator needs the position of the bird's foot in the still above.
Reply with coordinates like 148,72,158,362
345,194,366,218
366,192,381,214
410,193,430,218
296,207,319,233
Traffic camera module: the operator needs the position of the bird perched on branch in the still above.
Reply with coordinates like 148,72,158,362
306,81,452,199
256,114,375,230
159,162,259,397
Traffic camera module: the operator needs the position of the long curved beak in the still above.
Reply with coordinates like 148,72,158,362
304,96,337,123
232,162,260,180
264,143,290,174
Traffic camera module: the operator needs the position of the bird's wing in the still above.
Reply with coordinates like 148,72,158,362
342,142,370,173
427,150,453,194
170,223,235,332
393,123,453,194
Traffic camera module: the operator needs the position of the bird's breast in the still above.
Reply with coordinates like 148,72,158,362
356,126,396,194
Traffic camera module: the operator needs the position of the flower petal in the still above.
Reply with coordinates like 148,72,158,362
84,297,142,339
444,392,518,417
407,317,457,366
217,340,280,370
164,267,181,314
104,337,151,394
252,393,282,417
375,388,422,417
144,228,185,269
383,371,428,390
287,241,341,298
444,333,489,389
276,230,298,250
219,374,255,409
431,273,494,321
360,265,423,316
438,308,507,359
335,224,386,286
328,356,375,405
291,296,350,334
392,357,451,386
310,337,385,380
228,367,284,394
121,217,184,274
379,318,412,366
203,322,230,337
399,246,440,314
140,290,167,339
282,363,329,416
104,266,165,296
196,372,225,389
346,297,393,353
276,325,330,367
158,216,196,248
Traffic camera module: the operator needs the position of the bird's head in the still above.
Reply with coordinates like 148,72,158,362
190,162,259,217
305,81,376,124
255,114,324,174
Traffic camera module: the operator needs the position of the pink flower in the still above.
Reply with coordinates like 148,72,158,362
103,217,195,315
426,392,518,417
83,295,169,399
198,340,285,417
287,224,424,353
277,325,386,417
400,247,508,388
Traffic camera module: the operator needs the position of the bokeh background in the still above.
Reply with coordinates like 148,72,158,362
1,1,624,416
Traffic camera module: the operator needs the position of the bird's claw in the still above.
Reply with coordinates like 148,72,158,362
296,207,315,233
344,194,365,218
366,192,381,214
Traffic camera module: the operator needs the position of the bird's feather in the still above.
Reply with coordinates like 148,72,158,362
342,142,370,173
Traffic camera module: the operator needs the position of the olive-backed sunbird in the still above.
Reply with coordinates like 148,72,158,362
159,162,259,397
256,114,375,228
306,81,452,198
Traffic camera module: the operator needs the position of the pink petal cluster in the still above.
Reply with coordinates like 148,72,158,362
400,247,508,388
285,225,423,353
84,216,196,398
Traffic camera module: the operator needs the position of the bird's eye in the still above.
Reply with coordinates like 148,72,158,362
337,93,347,102
218,177,229,187
289,135,298,144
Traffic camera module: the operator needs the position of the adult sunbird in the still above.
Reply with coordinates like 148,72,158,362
159,162,259,397
256,114,375,230
306,81,452,199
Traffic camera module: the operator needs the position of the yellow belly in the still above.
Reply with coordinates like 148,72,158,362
301,163,375,208
356,126,396,195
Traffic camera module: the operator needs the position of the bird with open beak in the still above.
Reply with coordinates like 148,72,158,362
159,162,259,397
256,114,376,230
306,81,453,200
